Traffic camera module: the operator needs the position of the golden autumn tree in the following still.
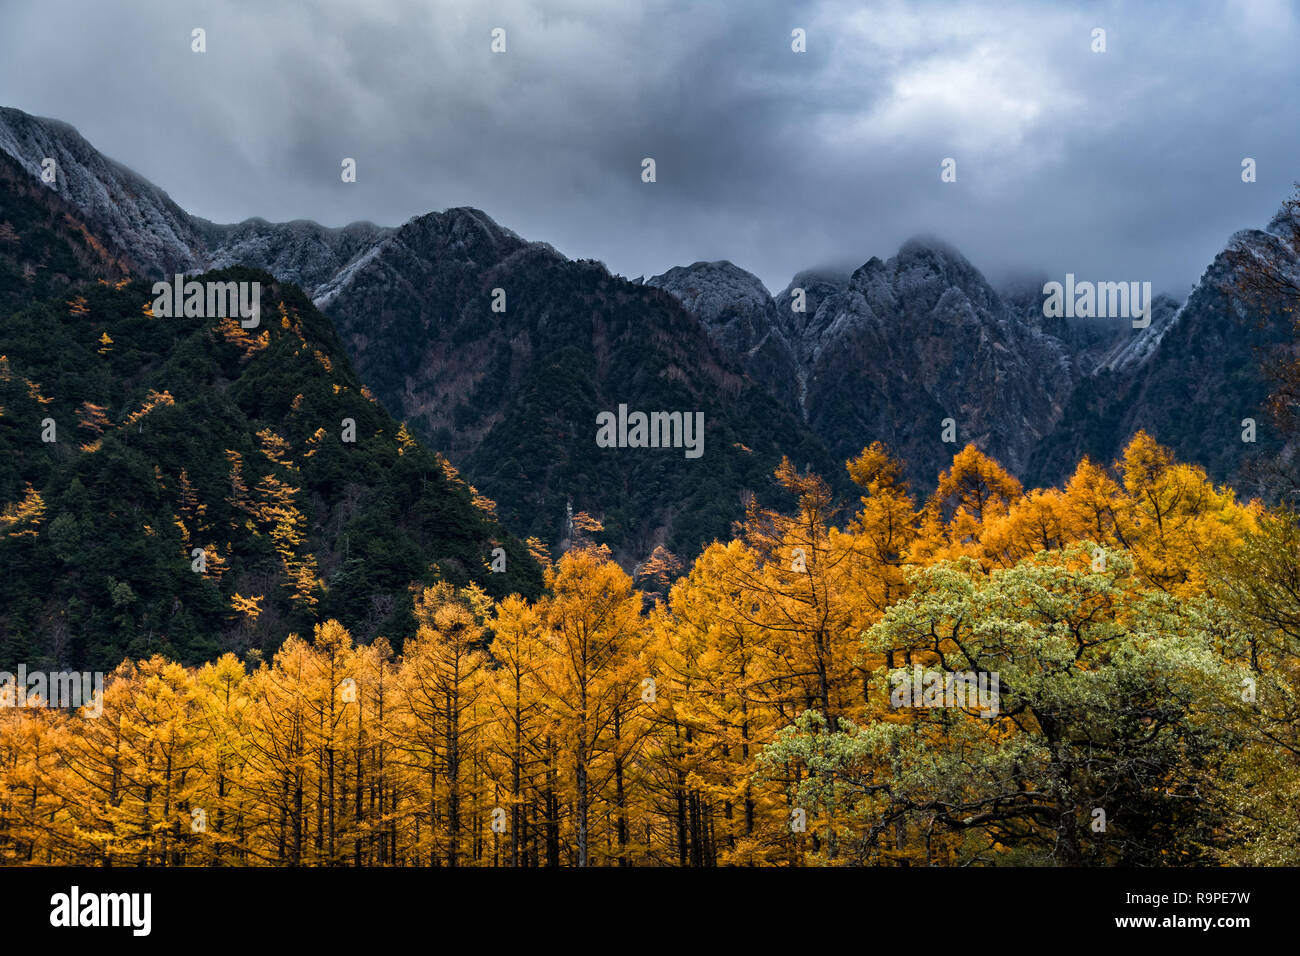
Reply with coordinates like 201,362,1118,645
739,458,867,732
912,443,1023,566
188,653,256,864
646,540,794,865
485,594,551,866
346,637,399,866
0,707,71,863
241,634,318,864
59,658,199,865
396,584,490,867
845,442,918,622
533,546,647,866
1110,431,1256,596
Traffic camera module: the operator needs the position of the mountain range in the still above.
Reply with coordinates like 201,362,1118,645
1,104,1295,584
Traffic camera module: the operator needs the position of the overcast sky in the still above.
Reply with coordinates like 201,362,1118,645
1,0,1296,297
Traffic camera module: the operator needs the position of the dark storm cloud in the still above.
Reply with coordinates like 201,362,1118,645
1,0,1297,296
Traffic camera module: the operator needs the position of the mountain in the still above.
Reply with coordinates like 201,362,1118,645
1025,215,1300,494
765,238,1080,488
2,103,1295,571
645,261,802,409
309,209,841,562
833,240,1070,481
0,147,133,315
0,107,840,565
654,229,1298,497
0,106,394,297
0,268,542,670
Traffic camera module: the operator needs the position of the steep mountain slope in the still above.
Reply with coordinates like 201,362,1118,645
775,268,851,345
0,108,840,564
646,261,801,409
0,107,206,277
313,209,841,562
759,239,1079,488
0,107,394,298
0,269,542,670
1026,216,1299,494
0,148,133,315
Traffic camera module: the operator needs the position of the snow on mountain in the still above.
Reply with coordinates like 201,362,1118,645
0,107,206,276
646,260,801,407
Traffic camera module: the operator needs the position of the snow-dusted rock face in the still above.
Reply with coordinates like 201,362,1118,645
1093,295,1182,375
0,107,394,296
774,268,849,342
646,261,801,408
654,239,1081,485
201,218,394,297
785,237,1075,484
647,260,775,334
0,107,207,276
3,104,1293,498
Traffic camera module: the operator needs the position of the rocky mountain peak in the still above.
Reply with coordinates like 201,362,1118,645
201,217,394,296
0,106,205,276
646,260,773,325
881,235,1001,316
774,268,850,342
646,259,801,411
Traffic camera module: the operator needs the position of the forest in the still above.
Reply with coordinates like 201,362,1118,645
0,274,544,667
2,433,1297,866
